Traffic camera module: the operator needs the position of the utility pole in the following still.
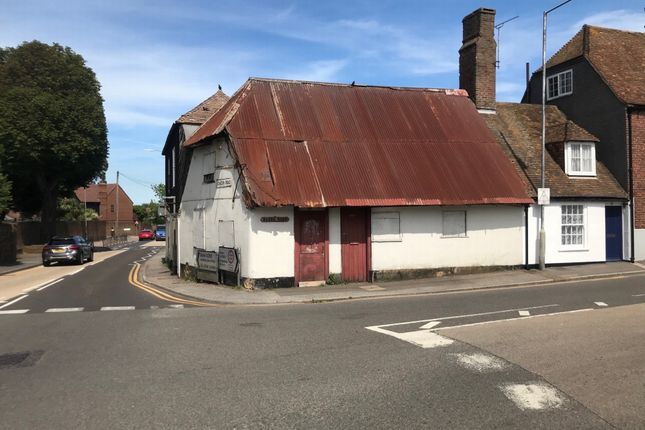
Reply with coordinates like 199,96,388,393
116,170,120,237
540,0,573,270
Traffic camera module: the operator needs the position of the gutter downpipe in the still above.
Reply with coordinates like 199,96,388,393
628,107,635,262
524,205,530,269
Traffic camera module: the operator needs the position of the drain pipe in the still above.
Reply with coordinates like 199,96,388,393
628,107,635,262
524,205,530,269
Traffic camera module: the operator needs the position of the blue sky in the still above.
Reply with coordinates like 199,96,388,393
1,0,641,203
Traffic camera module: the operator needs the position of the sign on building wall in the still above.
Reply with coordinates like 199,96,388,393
218,246,238,273
196,249,218,283
197,250,218,272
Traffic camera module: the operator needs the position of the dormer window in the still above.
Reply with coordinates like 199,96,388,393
547,69,573,100
565,142,596,176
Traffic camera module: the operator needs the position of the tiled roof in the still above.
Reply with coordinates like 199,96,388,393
484,103,627,200
545,25,645,106
545,120,598,144
176,90,229,124
185,78,532,207
74,183,133,204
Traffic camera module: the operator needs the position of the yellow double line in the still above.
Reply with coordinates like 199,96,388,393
128,263,218,307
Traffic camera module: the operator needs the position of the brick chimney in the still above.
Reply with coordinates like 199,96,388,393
459,8,496,111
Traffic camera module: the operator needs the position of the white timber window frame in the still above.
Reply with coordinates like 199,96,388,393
547,69,573,100
565,141,596,176
442,210,467,238
560,204,586,249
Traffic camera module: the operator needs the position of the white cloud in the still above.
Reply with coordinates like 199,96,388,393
284,59,348,82
569,9,644,32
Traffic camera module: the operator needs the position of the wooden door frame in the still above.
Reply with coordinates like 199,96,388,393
294,208,329,284
340,207,372,282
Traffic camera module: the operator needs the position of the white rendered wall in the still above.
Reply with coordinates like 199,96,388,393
178,139,251,277
527,201,623,265
371,206,524,271
246,207,294,278
328,208,342,274
634,229,645,261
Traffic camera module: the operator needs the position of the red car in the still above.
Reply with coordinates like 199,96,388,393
138,229,154,241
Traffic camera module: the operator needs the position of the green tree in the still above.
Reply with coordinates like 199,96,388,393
0,41,108,240
151,183,165,202
133,202,163,228
57,197,98,221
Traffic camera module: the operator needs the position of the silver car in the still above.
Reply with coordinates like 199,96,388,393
42,236,94,267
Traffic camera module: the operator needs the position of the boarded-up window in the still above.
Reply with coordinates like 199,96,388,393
218,220,235,247
372,211,401,242
442,211,466,238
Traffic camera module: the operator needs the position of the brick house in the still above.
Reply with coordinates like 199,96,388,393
461,8,628,264
523,25,645,260
74,182,136,236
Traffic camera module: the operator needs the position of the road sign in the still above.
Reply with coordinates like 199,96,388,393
537,188,550,205
218,246,238,272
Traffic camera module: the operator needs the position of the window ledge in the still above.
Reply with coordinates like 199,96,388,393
559,247,589,252
567,173,596,178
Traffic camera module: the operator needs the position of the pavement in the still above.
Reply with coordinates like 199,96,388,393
142,251,645,305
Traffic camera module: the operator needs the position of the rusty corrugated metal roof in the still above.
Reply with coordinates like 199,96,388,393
186,78,532,207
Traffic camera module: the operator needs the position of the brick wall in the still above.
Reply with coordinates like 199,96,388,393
631,109,645,228
459,8,496,111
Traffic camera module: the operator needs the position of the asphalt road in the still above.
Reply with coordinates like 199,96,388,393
0,242,182,313
0,247,644,429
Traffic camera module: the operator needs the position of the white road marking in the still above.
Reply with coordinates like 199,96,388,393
451,353,508,372
419,321,441,329
372,304,559,329
36,278,64,291
100,306,135,311
518,310,530,316
45,307,84,313
434,308,594,331
594,301,608,307
150,306,159,310
366,325,454,349
67,267,86,276
0,294,28,310
168,304,184,309
0,309,29,314
633,293,645,297
499,383,565,410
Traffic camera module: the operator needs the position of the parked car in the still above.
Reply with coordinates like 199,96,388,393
138,229,154,241
42,236,94,267
154,225,166,241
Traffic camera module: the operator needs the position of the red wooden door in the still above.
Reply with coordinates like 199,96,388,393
341,207,369,282
295,210,327,282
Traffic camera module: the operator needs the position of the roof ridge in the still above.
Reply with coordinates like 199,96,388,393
247,77,467,95
583,24,645,36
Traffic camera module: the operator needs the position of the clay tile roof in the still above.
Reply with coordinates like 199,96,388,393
545,25,645,106
176,89,230,124
546,120,598,144
74,183,133,204
484,103,627,200
185,78,532,207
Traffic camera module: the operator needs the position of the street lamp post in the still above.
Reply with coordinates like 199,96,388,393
539,0,573,270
